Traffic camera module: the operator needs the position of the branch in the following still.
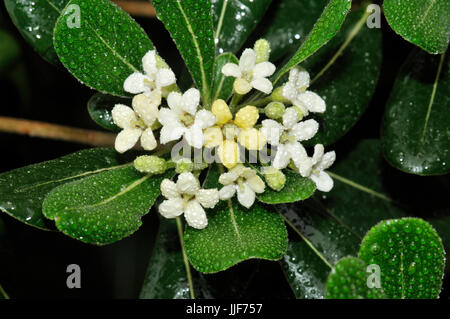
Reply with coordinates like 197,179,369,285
0,116,116,147
112,0,156,17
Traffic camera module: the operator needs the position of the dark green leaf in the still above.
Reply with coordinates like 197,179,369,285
325,256,387,299
0,283,9,299
4,0,69,65
53,0,154,96
153,0,215,106
257,169,316,204
381,50,450,175
42,166,174,245
303,8,382,146
0,148,132,230
274,0,352,84
211,53,238,102
184,165,288,273
88,93,130,132
383,0,450,54
0,29,20,71
359,218,446,299
211,0,272,55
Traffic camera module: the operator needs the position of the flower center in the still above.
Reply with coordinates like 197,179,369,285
143,78,156,90
279,131,295,143
297,85,307,93
180,113,195,127
243,70,253,82
131,118,147,129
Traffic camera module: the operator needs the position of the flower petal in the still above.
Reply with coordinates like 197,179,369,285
219,170,240,185
161,179,179,199
317,151,336,171
140,128,157,151
222,63,241,78
272,144,291,169
239,48,256,73
142,50,157,77
246,176,265,194
123,72,147,94
196,189,219,208
312,144,325,166
310,171,334,192
250,77,273,94
184,200,208,229
132,93,160,126
115,128,142,153
184,124,204,149
156,68,176,88
282,107,299,129
296,91,326,113
112,104,137,129
181,88,200,115
287,142,312,177
236,182,256,209
282,83,297,102
159,198,184,218
292,67,310,88
177,172,200,195
290,119,319,141
219,185,236,200
158,108,179,126
195,110,217,129
159,123,185,144
253,62,276,78
261,119,283,146
167,92,183,111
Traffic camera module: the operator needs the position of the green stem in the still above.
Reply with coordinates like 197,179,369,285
0,283,10,299
176,217,195,299
241,96,272,108
229,92,243,112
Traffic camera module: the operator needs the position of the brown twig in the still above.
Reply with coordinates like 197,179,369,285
0,116,116,147
112,0,156,17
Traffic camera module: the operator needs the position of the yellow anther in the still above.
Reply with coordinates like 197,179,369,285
234,105,259,129
238,128,266,151
211,99,232,125
218,140,240,169
204,126,223,148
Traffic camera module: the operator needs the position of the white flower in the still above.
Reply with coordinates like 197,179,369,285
260,107,319,176
159,173,219,229
309,144,336,192
282,67,326,116
218,164,265,208
112,91,161,153
158,88,217,148
222,48,276,95
124,50,176,95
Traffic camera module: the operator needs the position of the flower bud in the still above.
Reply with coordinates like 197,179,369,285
175,158,194,173
271,86,288,102
211,99,232,125
134,155,167,174
264,102,285,120
263,167,286,191
234,105,259,129
254,39,271,63
234,78,252,95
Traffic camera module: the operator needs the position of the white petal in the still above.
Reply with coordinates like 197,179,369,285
310,171,334,192
181,88,200,115
290,119,319,141
287,142,311,176
295,156,313,177
246,176,265,194
312,144,325,166
288,67,300,84
261,119,283,146
219,185,236,200
236,182,256,209
196,189,219,208
157,108,179,126
167,92,183,111
161,179,179,199
142,50,157,77
184,200,208,229
140,128,157,151
239,48,256,72
317,151,336,171
282,83,297,102
115,128,142,153
156,68,176,88
112,104,137,129
159,123,185,144
184,124,204,149
272,144,291,169
282,107,299,129
159,198,184,218
123,72,147,94
253,62,276,78
219,171,239,185
250,77,273,94
297,91,326,113
132,94,159,127
194,110,217,129
293,67,310,88
177,172,200,195
222,63,241,78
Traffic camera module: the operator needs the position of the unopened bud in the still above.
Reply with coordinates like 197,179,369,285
175,158,193,173
263,167,286,191
264,102,285,120
134,155,167,174
254,39,271,63
234,78,252,95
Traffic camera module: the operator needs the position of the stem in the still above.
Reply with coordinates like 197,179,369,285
112,1,156,17
229,93,243,113
0,283,10,299
0,116,116,147
238,96,272,109
176,217,195,299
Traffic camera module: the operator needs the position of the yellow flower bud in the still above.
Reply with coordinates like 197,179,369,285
234,78,252,95
204,126,223,148
254,39,271,63
234,105,259,129
211,99,232,125
263,167,286,192
218,140,240,169
238,128,267,150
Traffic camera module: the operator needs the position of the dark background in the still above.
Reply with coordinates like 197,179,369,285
0,0,448,299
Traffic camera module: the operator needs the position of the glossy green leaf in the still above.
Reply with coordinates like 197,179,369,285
0,283,9,299
381,50,450,175
325,257,387,299
0,29,20,71
211,52,238,102
261,0,328,62
53,0,154,96
184,165,288,274
303,8,382,146
42,166,174,245
4,0,69,65
383,0,450,54
274,0,352,84
257,169,316,204
88,93,130,132
153,0,215,106
0,148,133,230
212,0,272,55
359,218,446,299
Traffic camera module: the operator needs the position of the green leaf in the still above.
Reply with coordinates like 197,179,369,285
153,0,215,106
257,169,316,204
4,0,69,65
325,257,387,299
53,0,154,96
261,0,329,61
212,0,272,55
303,8,382,146
0,148,133,230
42,166,174,245
184,165,288,273
273,0,352,84
381,50,450,175
0,29,20,72
383,0,450,54
0,283,9,299
88,93,130,132
211,53,238,102
359,218,446,299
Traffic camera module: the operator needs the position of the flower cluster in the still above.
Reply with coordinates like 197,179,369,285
112,40,335,230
